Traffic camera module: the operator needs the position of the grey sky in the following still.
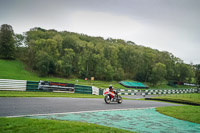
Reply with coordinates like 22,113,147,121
0,0,199,64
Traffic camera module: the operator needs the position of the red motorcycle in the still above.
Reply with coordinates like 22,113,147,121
104,90,122,104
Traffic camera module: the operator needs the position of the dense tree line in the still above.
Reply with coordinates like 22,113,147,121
0,24,15,59
0,24,198,85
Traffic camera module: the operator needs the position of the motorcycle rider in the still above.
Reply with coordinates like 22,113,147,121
108,85,115,101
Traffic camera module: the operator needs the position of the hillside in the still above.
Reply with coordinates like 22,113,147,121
13,27,194,85
0,59,195,89
0,59,126,88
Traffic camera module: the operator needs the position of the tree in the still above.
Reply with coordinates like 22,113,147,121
0,24,15,59
36,51,51,76
60,48,75,77
149,62,167,86
194,64,200,85
22,27,195,82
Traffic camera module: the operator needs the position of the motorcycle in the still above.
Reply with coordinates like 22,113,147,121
104,90,122,104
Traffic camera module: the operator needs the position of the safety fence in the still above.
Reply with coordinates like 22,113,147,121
114,88,198,96
116,89,141,95
0,79,26,91
39,81,74,92
0,79,198,96
143,89,197,95
74,85,92,94
26,81,39,91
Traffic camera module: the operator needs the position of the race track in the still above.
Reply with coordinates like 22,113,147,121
0,97,180,117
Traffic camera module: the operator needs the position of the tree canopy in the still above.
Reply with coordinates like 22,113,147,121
17,27,195,84
1,24,197,84
0,24,15,59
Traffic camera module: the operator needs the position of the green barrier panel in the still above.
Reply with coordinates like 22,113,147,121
99,89,104,95
26,81,39,91
75,85,92,94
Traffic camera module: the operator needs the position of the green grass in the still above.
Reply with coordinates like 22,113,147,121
0,91,135,100
0,117,135,133
0,91,104,98
149,84,195,89
0,59,127,89
156,106,200,124
147,93,200,105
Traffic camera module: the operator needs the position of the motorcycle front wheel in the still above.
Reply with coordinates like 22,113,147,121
104,95,111,104
117,96,122,104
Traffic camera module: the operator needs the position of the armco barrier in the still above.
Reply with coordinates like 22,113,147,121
0,79,26,91
26,81,40,91
75,85,92,94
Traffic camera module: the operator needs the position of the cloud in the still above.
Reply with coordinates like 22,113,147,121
67,10,143,39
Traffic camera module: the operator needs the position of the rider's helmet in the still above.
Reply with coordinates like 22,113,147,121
109,85,113,91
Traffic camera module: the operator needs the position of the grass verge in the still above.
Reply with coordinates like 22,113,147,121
156,106,200,124
0,91,104,98
145,93,200,105
0,117,135,133
0,91,134,100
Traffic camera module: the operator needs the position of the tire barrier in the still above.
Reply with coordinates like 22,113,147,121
0,79,26,91
38,81,74,92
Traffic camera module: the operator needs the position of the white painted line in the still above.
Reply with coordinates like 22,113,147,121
6,107,156,118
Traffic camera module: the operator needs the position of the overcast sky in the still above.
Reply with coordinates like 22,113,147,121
0,0,199,64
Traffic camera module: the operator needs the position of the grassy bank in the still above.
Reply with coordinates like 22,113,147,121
156,106,200,124
0,91,104,98
0,117,134,133
146,93,200,105
149,84,195,89
0,59,196,89
154,94,200,123
0,59,127,89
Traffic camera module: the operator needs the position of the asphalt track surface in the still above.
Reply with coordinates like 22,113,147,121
0,97,180,117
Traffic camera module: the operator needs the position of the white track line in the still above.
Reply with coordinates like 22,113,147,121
6,107,155,118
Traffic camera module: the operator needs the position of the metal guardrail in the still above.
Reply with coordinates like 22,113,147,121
0,79,26,91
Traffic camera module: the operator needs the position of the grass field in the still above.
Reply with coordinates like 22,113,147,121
0,117,135,133
149,84,195,89
156,106,200,124
147,93,200,105
153,94,200,123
